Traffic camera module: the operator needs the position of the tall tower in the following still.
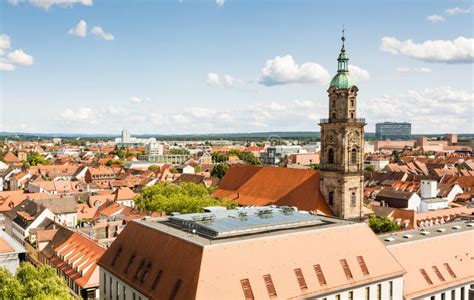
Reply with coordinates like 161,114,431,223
319,31,366,220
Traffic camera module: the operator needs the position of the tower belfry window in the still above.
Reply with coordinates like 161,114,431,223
328,148,335,164
328,191,334,206
351,148,357,165
351,192,356,207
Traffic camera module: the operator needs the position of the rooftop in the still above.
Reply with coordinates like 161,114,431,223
139,206,353,246
379,219,474,246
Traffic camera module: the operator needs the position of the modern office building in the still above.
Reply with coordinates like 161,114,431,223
375,122,412,140
98,206,405,300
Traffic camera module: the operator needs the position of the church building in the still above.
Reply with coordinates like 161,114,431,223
319,32,366,219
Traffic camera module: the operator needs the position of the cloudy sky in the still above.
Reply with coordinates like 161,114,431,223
1,0,473,135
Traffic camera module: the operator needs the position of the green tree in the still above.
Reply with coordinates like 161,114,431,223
148,165,161,172
309,163,320,170
169,148,190,155
211,163,229,179
194,165,202,173
212,152,229,163
134,182,237,214
368,215,401,234
392,150,401,163
0,262,72,300
27,152,47,166
364,165,375,173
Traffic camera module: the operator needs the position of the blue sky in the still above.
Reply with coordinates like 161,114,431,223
1,0,473,135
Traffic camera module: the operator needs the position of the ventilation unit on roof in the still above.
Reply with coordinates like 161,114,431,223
452,225,461,230
420,231,431,235
437,228,447,233
403,234,413,239
384,237,395,242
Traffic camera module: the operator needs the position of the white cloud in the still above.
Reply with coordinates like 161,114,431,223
68,20,87,37
364,87,473,134
206,72,239,87
395,66,432,74
129,96,142,104
0,34,11,50
12,0,93,10
258,55,330,86
380,36,474,63
0,61,16,71
216,0,224,6
427,15,445,22
348,65,370,82
7,49,33,65
90,26,114,41
445,7,472,16
61,107,95,123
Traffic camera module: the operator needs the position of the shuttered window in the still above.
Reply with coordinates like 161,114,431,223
240,279,254,300
294,268,307,290
357,256,370,275
263,274,277,297
432,266,445,282
313,264,327,286
420,269,433,285
340,259,353,279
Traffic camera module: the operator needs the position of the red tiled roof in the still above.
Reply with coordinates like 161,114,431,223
213,165,333,215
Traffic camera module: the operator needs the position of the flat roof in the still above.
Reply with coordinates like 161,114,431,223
379,219,474,246
138,206,354,246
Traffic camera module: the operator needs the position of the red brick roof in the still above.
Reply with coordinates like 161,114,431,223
213,165,333,215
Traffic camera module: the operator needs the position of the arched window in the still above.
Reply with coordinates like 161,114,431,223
350,99,354,107
350,112,354,119
351,148,357,165
351,192,357,207
328,148,335,164
331,112,336,119
328,191,334,206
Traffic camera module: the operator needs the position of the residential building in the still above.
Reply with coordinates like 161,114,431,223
145,142,164,158
375,189,421,212
261,145,304,165
319,34,365,219
98,206,405,300
0,229,26,274
375,122,412,140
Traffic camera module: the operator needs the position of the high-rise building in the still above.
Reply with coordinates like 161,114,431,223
121,129,130,143
319,32,365,220
375,122,411,140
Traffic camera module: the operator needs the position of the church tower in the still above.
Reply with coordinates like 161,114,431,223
319,31,366,220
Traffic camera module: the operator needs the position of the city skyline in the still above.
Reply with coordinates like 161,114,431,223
1,0,473,135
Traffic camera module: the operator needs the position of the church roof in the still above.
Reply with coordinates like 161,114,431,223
330,71,354,89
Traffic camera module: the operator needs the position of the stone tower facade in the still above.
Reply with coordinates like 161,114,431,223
319,33,366,220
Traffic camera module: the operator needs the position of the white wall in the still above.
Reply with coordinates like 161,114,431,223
100,268,148,300
415,282,471,300
315,276,404,300
407,193,422,212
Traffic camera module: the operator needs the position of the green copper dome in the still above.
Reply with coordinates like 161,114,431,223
330,71,355,89
329,30,355,89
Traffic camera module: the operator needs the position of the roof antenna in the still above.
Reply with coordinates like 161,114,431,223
341,25,346,52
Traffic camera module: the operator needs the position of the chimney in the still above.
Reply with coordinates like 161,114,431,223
421,180,437,199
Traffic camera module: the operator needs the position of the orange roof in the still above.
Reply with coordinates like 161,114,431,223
0,236,13,253
2,151,21,163
388,229,474,298
213,165,333,215
113,186,137,201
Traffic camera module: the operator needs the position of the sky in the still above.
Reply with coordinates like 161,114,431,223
0,0,473,135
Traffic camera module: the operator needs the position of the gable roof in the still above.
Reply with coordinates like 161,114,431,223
2,151,21,163
213,165,332,215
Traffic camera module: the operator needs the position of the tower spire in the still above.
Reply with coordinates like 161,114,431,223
341,25,345,52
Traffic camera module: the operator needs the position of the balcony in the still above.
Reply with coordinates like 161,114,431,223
319,118,366,124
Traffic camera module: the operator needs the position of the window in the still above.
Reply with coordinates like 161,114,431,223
328,192,334,206
432,266,445,281
328,148,335,164
116,281,119,300
350,112,354,119
109,277,112,300
461,287,465,300
351,192,357,207
351,148,357,165
125,255,135,274
263,274,277,297
134,259,146,280
123,286,126,300
313,264,327,286
351,99,354,107
444,263,457,278
431,297,435,300
389,281,393,300
357,256,369,275
452,289,456,300
240,279,254,300
151,270,163,290
103,273,107,295
420,269,433,285
293,268,307,290
340,259,353,279
169,279,182,300
332,112,336,119
377,284,381,300
441,292,446,300
348,291,354,300
111,247,122,266
132,292,136,300
335,295,341,300
365,287,370,300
